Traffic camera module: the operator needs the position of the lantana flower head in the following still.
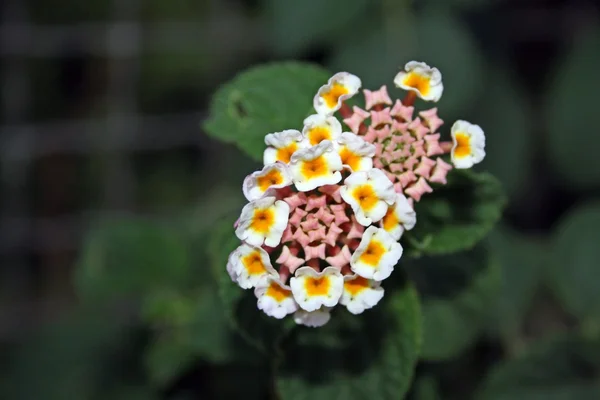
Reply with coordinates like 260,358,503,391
226,61,487,328
337,61,486,204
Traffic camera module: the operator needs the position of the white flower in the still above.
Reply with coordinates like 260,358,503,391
263,129,305,165
351,226,403,281
235,196,290,247
450,120,486,169
340,274,384,315
314,72,362,115
393,61,444,102
289,140,343,192
302,114,342,146
336,132,376,172
379,193,416,240
227,244,278,289
289,266,344,312
242,163,292,201
293,307,331,327
340,168,397,226
254,276,298,319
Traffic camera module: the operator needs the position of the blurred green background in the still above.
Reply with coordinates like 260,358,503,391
2,0,600,399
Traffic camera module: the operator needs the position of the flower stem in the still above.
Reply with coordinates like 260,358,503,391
440,141,453,153
402,91,417,106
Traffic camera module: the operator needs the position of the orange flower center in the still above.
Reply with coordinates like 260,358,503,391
250,208,274,233
300,156,329,179
266,282,291,302
257,169,283,191
304,276,331,296
403,73,431,96
276,143,298,163
321,82,349,108
241,251,267,275
382,206,399,231
344,276,370,296
308,127,331,145
352,184,378,211
339,147,362,171
453,133,471,158
359,240,386,266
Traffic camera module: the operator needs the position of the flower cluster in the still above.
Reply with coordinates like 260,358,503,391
340,62,485,205
226,61,486,327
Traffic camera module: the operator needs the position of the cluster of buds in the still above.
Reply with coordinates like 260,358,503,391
226,61,486,327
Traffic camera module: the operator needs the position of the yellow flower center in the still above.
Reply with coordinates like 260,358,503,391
382,207,399,231
304,276,331,297
403,72,431,96
308,127,331,145
266,282,290,302
344,276,370,296
276,143,298,163
321,82,349,108
250,208,274,234
257,169,283,192
352,184,378,211
339,147,362,171
241,251,267,275
453,133,471,158
359,240,386,266
300,156,329,179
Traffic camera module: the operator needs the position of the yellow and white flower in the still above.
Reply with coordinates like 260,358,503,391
243,163,292,201
351,226,403,281
380,193,416,240
340,168,397,226
290,266,344,312
293,307,331,327
302,114,342,146
336,132,376,172
393,61,444,102
227,244,278,289
235,196,290,247
289,140,343,192
255,276,298,319
264,129,305,165
314,72,362,115
450,120,486,169
340,274,384,314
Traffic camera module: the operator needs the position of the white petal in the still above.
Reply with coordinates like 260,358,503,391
293,308,331,327
235,197,290,247
351,226,403,281
289,266,344,312
313,72,362,115
255,277,298,319
289,140,343,191
228,244,278,289
242,163,292,201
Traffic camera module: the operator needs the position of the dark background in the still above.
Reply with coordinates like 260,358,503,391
1,0,600,398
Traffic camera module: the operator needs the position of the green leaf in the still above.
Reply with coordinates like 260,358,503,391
546,26,600,189
487,226,546,341
547,201,600,325
477,334,600,400
276,283,422,399
406,169,506,256
263,0,372,57
412,376,442,400
75,217,190,300
208,216,293,354
407,245,501,360
2,305,138,400
203,62,332,161
328,7,483,116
